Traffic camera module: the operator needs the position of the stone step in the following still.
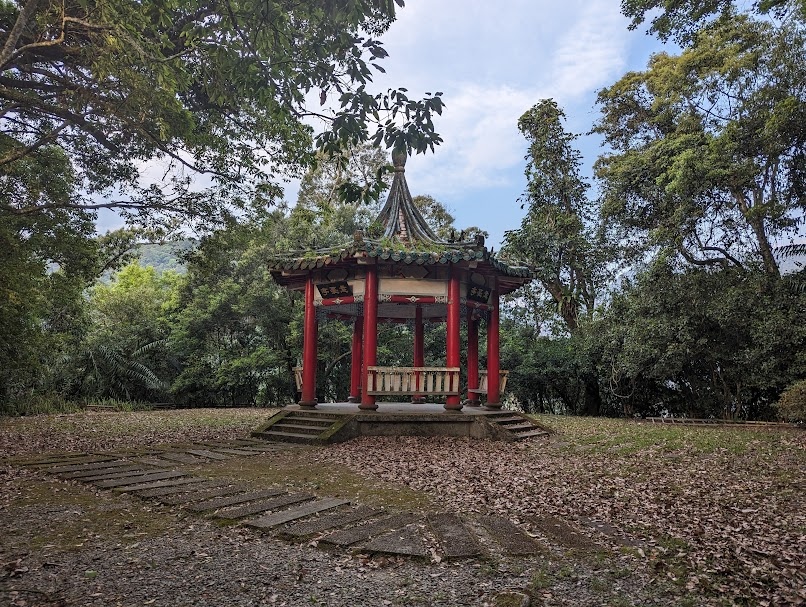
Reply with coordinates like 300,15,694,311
157,452,208,464
477,516,542,555
47,460,130,474
284,415,339,424
321,514,419,547
281,506,383,538
136,480,228,499
498,421,535,431
245,498,350,529
215,493,314,520
196,447,258,456
60,464,152,480
132,457,177,468
489,415,524,423
187,488,286,512
512,429,549,439
271,423,328,434
363,523,429,557
159,484,248,505
94,470,186,489
29,455,116,468
185,449,231,461
255,431,326,443
114,476,206,493
73,467,156,482
428,514,481,558
530,515,599,550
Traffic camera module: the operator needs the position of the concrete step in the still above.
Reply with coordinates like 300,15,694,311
321,514,419,547
512,429,549,439
215,493,314,520
498,421,535,431
488,415,524,423
245,498,350,529
477,516,542,555
281,506,383,538
363,523,429,557
254,430,327,443
271,423,328,434
428,514,482,558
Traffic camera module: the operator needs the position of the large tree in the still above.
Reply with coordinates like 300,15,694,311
594,15,806,277
0,0,443,227
503,100,612,414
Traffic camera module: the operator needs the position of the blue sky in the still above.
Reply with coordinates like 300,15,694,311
363,0,668,248
99,1,668,244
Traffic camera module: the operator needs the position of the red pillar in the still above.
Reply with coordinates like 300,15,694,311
486,278,501,408
466,308,480,405
360,265,378,410
445,266,462,410
299,276,318,408
412,306,425,403
348,317,363,403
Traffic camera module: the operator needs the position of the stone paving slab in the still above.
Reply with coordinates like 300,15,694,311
215,493,314,520
73,467,156,482
12,453,89,466
132,456,178,467
428,513,482,558
203,447,260,456
114,476,208,493
137,479,228,499
94,470,186,489
47,460,131,474
321,514,419,547
281,506,384,538
29,455,117,468
158,483,247,505
245,498,350,530
363,523,429,557
58,465,145,480
530,515,600,550
157,452,208,464
185,449,231,461
478,516,542,556
186,488,286,512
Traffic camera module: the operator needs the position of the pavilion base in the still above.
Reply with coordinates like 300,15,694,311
251,402,551,444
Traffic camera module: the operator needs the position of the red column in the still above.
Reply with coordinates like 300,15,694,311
412,306,425,403
348,317,363,403
299,276,318,408
445,266,462,410
466,308,480,405
360,265,378,410
486,278,501,408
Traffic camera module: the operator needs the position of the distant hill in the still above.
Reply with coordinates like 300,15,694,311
133,239,196,274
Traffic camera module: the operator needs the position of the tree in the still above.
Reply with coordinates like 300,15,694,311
594,15,806,278
621,0,805,43
0,0,444,228
503,100,612,414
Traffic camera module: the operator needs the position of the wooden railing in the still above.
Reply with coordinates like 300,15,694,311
366,366,460,396
474,370,509,395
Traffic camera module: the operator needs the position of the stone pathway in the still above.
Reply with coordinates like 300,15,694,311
11,438,632,562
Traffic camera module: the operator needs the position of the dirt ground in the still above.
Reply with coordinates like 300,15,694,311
1,409,803,606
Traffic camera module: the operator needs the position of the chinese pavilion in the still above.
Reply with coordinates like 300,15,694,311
267,151,533,412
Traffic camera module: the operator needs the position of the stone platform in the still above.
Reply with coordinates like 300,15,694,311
251,402,551,444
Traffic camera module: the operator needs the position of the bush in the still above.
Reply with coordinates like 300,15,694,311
777,380,806,422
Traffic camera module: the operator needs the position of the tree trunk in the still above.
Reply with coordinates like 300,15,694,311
581,376,601,416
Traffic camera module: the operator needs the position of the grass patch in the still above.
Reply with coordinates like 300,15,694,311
188,450,433,512
1,474,173,553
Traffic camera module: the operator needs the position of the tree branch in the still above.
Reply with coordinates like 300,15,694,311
0,0,42,70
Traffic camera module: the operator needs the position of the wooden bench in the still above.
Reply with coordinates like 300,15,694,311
366,366,460,396
473,370,509,395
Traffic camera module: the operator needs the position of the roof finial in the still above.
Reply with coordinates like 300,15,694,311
392,147,407,172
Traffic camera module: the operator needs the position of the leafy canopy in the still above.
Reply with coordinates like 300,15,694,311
0,0,444,228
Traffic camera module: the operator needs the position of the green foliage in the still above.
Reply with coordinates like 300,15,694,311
1,0,444,229
594,15,806,277
777,380,806,421
592,265,806,419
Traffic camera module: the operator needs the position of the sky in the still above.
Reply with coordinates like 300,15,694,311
98,0,668,246
348,0,668,248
